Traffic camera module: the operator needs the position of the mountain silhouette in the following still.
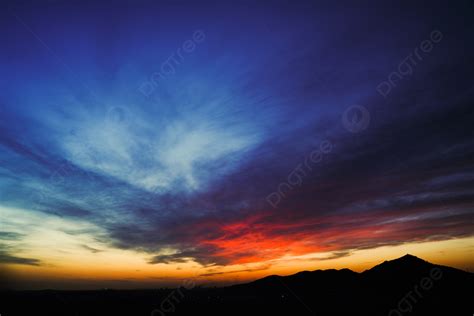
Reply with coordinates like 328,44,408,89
1,254,472,316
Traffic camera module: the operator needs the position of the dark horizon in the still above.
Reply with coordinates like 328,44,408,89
1,254,472,291
2,254,473,316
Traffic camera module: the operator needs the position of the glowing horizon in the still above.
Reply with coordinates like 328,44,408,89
1,204,473,289
1,1,473,290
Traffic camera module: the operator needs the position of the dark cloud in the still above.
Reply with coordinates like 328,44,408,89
0,232,24,240
200,264,272,277
82,245,102,254
0,250,41,266
312,251,352,261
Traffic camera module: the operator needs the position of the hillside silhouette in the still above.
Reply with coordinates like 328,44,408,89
1,254,472,315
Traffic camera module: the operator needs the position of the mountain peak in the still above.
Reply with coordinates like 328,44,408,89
380,253,427,265
363,254,433,277
395,253,426,263
400,253,421,259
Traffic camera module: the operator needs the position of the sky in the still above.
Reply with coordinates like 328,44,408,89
0,0,473,289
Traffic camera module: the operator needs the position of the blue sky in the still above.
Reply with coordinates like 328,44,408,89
1,0,473,288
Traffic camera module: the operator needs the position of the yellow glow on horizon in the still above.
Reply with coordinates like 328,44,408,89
4,236,473,289
2,206,473,289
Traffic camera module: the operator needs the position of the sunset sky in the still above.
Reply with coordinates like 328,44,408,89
1,1,473,290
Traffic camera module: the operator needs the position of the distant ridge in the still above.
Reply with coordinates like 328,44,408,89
221,254,472,315
234,254,469,287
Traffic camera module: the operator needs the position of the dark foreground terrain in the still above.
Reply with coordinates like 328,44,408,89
1,255,473,316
